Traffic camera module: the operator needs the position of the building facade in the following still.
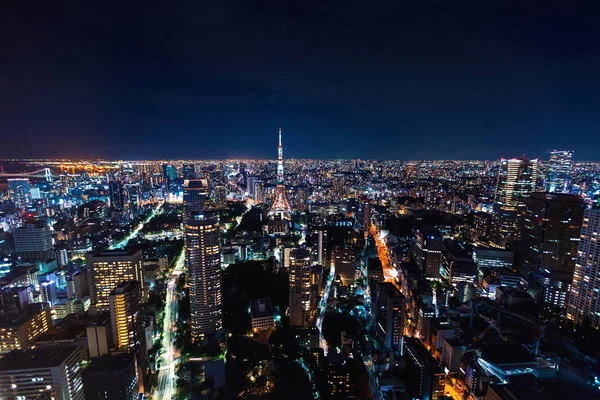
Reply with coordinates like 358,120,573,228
289,248,312,327
86,248,144,311
185,212,223,341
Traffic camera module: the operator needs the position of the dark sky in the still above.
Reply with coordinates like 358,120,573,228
1,1,599,160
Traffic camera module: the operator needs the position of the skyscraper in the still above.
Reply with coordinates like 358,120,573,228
289,248,312,327
0,344,85,400
361,197,371,237
7,178,31,208
545,150,572,193
162,164,177,189
109,280,146,393
415,228,444,279
214,185,227,208
86,248,144,311
13,218,54,263
372,281,405,350
269,125,291,219
182,163,196,180
183,179,208,218
109,180,125,210
567,199,600,327
83,354,138,400
185,212,223,341
521,193,585,274
491,158,538,248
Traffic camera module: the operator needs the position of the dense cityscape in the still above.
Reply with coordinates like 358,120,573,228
3,2,600,400
0,129,599,399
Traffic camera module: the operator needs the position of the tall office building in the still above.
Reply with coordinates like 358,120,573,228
361,197,371,235
214,185,227,208
109,280,146,392
185,213,223,341
0,344,84,400
83,354,138,400
492,158,538,248
289,248,312,327
269,125,291,219
246,175,257,197
13,218,54,262
415,228,444,279
7,178,31,208
182,163,196,180
567,199,600,327
183,179,208,218
110,281,145,353
332,247,356,286
0,304,51,353
109,180,125,210
545,150,572,193
521,193,585,274
86,248,144,311
162,164,177,189
372,281,405,350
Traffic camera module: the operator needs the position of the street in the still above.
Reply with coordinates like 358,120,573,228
153,247,185,399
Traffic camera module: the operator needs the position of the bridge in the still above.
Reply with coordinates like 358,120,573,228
0,168,55,181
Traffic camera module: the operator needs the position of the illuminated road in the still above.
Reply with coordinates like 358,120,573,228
110,201,164,249
154,246,185,399
317,261,335,352
369,225,401,290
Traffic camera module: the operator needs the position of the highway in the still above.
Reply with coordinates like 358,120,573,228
153,247,185,399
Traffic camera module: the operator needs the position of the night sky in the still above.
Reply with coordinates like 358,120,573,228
1,2,599,160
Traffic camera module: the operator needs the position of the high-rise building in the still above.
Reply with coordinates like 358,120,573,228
269,125,291,219
492,158,538,248
404,337,445,400
185,213,223,341
361,197,371,235
214,185,227,208
162,164,177,189
372,281,405,350
7,178,31,208
13,218,54,262
440,240,477,285
86,248,144,311
545,150,572,193
110,281,145,353
246,175,258,197
109,180,125,210
289,248,312,327
83,354,138,400
332,247,356,286
521,193,585,274
0,304,51,353
0,344,84,400
182,163,196,180
110,280,146,392
183,179,208,218
567,199,600,327
415,228,444,279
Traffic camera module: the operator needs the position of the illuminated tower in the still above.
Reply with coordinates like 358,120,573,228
269,125,291,219
186,212,223,341
491,158,538,248
567,198,600,327
545,150,572,193
289,248,312,327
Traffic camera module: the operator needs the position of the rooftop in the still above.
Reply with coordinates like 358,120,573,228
0,345,80,370
84,353,135,373
250,298,274,319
